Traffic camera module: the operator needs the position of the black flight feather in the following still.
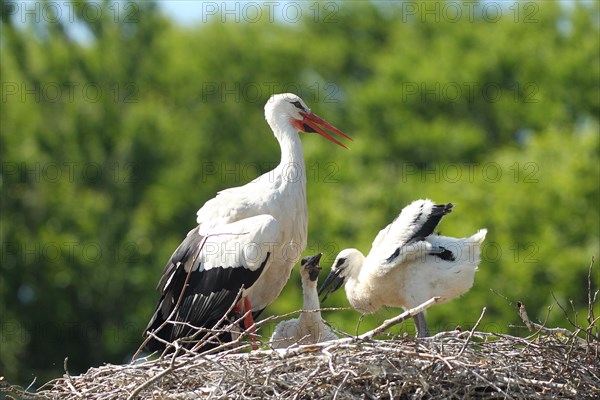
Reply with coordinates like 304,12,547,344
386,203,453,263
145,227,270,352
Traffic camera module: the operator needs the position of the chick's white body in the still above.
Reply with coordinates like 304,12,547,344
321,199,487,337
271,256,338,348
343,230,487,313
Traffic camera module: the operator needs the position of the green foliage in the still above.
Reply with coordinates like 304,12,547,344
1,0,598,386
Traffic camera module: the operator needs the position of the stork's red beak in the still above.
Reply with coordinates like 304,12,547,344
297,112,352,149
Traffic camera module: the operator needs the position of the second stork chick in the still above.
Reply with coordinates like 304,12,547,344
271,253,338,348
319,199,487,338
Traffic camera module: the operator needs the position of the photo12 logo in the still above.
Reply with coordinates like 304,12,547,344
199,2,339,23
1,162,136,184
2,82,139,104
2,241,140,267
400,82,539,104
397,162,540,184
398,1,539,23
2,1,139,23
201,82,340,104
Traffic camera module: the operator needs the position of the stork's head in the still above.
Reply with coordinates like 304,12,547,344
265,93,352,149
318,248,365,302
300,252,322,282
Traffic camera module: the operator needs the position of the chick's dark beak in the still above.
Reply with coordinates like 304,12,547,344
318,267,346,302
302,253,322,282
308,266,322,282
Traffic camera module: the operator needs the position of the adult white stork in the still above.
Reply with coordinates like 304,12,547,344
145,94,351,351
270,253,338,349
319,199,487,337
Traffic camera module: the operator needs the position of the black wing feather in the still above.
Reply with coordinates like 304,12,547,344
405,203,453,244
145,226,269,352
431,247,456,261
386,203,453,263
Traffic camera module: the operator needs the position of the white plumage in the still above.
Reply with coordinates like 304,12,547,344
145,94,350,351
319,199,487,337
271,253,338,348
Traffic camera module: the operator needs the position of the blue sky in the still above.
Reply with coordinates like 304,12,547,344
158,1,205,25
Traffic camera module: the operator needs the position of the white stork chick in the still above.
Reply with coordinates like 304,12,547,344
145,94,351,351
271,253,338,348
319,199,487,338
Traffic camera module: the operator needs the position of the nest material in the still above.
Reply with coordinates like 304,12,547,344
6,260,599,400
16,313,600,399
14,330,599,400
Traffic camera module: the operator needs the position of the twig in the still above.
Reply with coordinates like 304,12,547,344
24,376,37,393
456,307,486,357
332,371,350,400
358,297,441,340
587,257,598,341
588,257,596,325
63,357,82,398
490,288,514,306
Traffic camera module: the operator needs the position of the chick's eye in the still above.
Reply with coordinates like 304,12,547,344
335,258,347,269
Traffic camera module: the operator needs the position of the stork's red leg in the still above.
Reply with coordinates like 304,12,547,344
232,296,258,349
243,297,255,330
242,297,259,350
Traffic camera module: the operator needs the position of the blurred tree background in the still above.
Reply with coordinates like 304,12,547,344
1,0,598,387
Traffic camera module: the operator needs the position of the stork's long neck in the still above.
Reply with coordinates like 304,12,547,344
277,130,306,186
263,111,308,256
300,279,321,323
267,114,307,186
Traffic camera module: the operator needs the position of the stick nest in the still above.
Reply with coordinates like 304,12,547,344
13,324,598,400
5,259,599,399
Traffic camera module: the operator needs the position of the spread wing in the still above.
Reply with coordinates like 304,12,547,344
367,199,453,276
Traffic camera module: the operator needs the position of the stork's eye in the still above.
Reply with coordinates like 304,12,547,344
291,100,304,110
